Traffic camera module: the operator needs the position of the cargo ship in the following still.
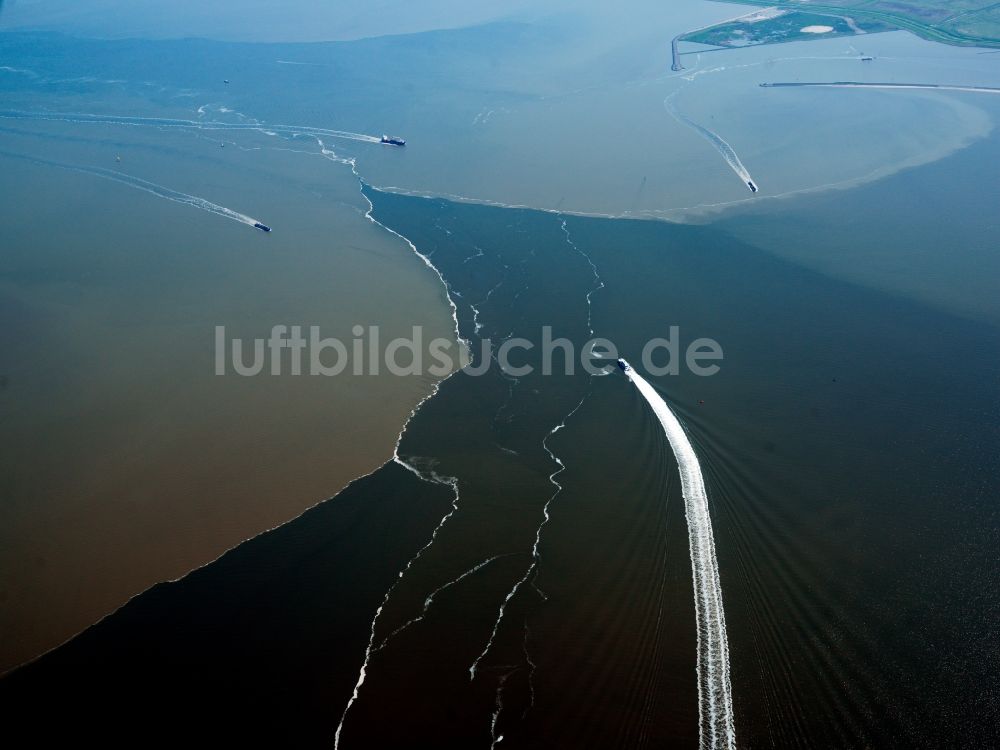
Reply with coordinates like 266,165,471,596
380,135,406,146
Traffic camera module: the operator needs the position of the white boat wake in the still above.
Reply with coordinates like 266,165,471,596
760,81,1000,96
0,109,383,143
665,91,758,193
620,360,736,750
0,150,268,230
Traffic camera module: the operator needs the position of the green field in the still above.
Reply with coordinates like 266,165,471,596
686,10,893,48
684,0,1000,49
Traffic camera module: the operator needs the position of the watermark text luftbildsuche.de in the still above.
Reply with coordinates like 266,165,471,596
215,325,723,378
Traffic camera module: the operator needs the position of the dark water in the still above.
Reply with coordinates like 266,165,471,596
3,186,998,747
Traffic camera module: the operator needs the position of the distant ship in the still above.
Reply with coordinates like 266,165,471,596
746,179,758,193
617,358,632,373
253,222,271,232
380,135,406,146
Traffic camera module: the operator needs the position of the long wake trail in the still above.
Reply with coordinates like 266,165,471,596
760,81,1000,96
0,109,383,143
0,149,267,229
621,361,736,750
664,91,758,193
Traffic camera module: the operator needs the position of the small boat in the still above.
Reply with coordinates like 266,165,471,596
617,358,632,373
746,179,758,193
380,134,406,146
253,222,271,232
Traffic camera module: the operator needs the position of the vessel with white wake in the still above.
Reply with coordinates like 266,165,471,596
619,357,737,749
380,135,406,146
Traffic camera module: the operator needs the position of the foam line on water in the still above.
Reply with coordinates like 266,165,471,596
372,553,514,653
522,621,538,715
332,461,461,750
469,392,589,680
559,219,605,338
0,65,38,77
0,149,265,229
333,159,470,749
355,178,466,356
490,669,518,749
621,360,736,750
